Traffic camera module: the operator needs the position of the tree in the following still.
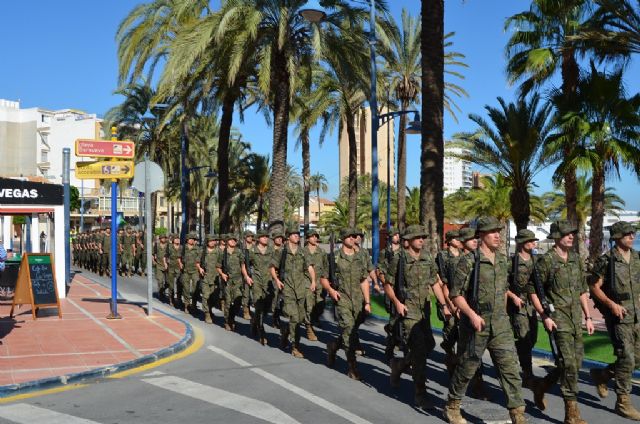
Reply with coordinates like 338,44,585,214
505,0,591,227
420,0,445,253
551,64,640,261
309,172,329,224
241,154,271,231
451,94,553,231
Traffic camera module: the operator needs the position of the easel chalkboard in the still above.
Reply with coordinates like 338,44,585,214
10,253,62,319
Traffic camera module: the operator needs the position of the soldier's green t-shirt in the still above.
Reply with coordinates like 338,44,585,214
216,248,244,281
166,244,182,268
248,244,275,285
303,245,326,285
591,248,640,324
323,248,369,304
388,249,438,320
270,244,310,292
182,245,201,273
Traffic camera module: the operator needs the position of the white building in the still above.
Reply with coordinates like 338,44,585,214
443,143,473,195
0,98,102,192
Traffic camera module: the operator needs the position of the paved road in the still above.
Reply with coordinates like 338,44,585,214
0,269,636,424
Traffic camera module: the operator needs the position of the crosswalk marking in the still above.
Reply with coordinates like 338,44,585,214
207,345,373,424
0,404,100,424
142,375,301,424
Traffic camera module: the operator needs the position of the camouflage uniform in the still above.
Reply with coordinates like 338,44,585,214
378,233,402,360
589,221,640,419
153,236,169,295
247,234,275,342
181,233,202,311
217,239,245,329
135,231,146,275
437,247,460,360
100,230,112,276
241,231,255,319
386,225,438,405
165,235,182,303
446,217,524,420
120,228,136,275
201,236,219,322
303,235,327,335
271,236,312,351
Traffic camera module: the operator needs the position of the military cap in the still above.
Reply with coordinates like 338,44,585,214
340,227,359,240
355,229,365,237
271,231,284,240
205,234,217,242
256,229,270,238
475,216,504,234
186,232,198,241
307,229,320,238
159,233,168,239
610,221,636,240
445,229,460,241
388,227,400,237
515,229,538,244
402,224,428,240
226,233,239,241
243,230,255,237
169,233,179,240
286,226,300,236
458,227,477,242
548,220,578,239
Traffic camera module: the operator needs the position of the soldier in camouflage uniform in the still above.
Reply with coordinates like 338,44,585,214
437,229,462,373
270,227,316,358
217,234,245,331
529,220,595,424
507,229,541,390
303,229,327,342
116,228,124,274
244,230,275,345
200,234,219,324
384,225,449,409
589,221,640,420
135,230,147,276
444,217,526,424
378,228,402,360
119,226,136,277
240,230,255,320
212,235,225,310
181,233,202,314
165,234,183,307
321,227,372,380
153,234,169,300
99,228,112,277
270,231,285,328
352,229,378,356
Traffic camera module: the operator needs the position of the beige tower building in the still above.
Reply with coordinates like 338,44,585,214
338,107,395,188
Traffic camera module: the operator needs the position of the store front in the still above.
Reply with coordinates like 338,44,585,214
0,177,67,297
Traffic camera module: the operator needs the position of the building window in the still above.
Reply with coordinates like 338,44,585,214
40,151,48,162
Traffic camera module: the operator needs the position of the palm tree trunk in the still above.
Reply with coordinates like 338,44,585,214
302,129,311,238
561,50,580,228
589,167,606,262
420,0,445,254
397,100,408,232
268,50,291,228
218,92,234,233
346,111,358,227
510,185,530,231
256,194,264,231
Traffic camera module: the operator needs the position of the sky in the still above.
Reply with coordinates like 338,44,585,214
1,0,639,210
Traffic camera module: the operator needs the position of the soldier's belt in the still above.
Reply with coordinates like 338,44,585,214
476,302,493,314
616,293,631,301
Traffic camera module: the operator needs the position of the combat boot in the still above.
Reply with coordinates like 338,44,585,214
414,383,432,410
220,300,226,315
509,406,527,424
347,358,361,381
204,312,213,324
326,340,339,368
306,324,318,342
589,366,613,398
469,372,488,400
280,327,290,350
389,357,406,388
443,398,467,424
533,374,554,410
291,345,304,359
243,306,251,320
615,394,640,421
564,399,587,424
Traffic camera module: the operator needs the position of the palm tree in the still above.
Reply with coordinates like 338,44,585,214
550,64,640,260
309,172,329,225
505,0,592,227
571,0,640,58
242,154,271,231
451,94,554,231
420,0,445,253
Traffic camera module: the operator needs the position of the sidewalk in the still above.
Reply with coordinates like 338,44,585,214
0,273,193,396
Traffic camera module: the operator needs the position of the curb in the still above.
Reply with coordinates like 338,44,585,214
368,313,640,380
0,309,194,398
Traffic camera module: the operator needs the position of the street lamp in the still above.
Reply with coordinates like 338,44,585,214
302,0,397,265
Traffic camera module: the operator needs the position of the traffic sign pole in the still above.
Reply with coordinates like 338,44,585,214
107,128,122,320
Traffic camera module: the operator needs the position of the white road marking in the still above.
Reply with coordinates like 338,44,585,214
142,370,166,377
0,404,100,424
207,345,373,424
142,375,300,424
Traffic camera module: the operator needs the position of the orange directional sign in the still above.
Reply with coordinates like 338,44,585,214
75,161,134,180
75,139,135,159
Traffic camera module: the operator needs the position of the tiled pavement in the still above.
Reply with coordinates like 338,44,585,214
0,274,188,388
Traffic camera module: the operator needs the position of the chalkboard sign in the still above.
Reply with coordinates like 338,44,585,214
10,253,61,319
28,255,57,305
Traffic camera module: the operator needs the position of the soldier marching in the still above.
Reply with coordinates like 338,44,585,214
71,217,640,424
